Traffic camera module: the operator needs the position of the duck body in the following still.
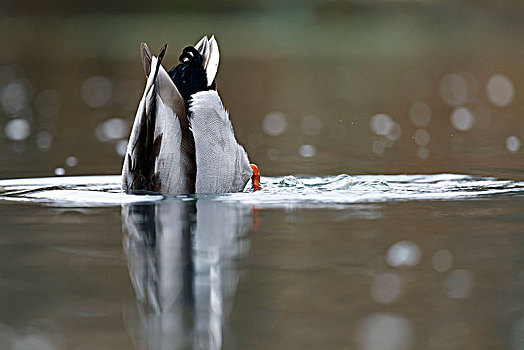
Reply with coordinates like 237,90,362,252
121,36,253,195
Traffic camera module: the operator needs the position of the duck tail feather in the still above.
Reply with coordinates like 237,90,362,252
125,45,169,193
205,36,220,86
141,43,152,77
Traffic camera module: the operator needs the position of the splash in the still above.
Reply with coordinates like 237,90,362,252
0,174,523,207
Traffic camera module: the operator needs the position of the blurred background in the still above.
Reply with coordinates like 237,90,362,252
0,0,523,180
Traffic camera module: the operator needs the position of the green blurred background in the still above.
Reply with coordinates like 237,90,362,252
0,0,523,179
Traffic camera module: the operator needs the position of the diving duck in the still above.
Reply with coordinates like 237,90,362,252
122,36,260,194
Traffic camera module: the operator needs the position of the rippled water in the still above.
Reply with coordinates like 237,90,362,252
0,175,524,349
1,174,523,206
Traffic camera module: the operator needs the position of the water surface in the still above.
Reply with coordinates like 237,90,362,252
0,175,523,349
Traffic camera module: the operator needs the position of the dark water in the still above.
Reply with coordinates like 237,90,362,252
1,4,524,350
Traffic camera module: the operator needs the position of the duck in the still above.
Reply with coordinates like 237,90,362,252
121,36,261,195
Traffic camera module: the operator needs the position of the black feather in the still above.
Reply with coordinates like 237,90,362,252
168,46,214,106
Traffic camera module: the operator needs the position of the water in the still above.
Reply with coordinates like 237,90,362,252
1,174,524,206
0,175,523,349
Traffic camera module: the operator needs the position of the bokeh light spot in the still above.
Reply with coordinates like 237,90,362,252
355,313,413,350
431,249,453,272
417,147,429,159
440,73,468,106
65,156,78,167
409,101,431,127
262,112,287,136
450,107,474,131
385,122,402,141
486,74,514,107
4,118,30,141
372,140,385,155
95,118,128,142
116,140,128,156
36,131,53,152
414,129,430,146
1,81,30,114
54,167,65,176
386,240,422,267
299,144,316,158
370,114,393,136
81,76,112,108
301,115,322,136
505,136,521,153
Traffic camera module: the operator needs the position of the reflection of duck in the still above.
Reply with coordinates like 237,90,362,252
122,199,252,349
121,36,260,195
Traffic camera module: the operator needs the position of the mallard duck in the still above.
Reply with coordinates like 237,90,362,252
122,36,260,194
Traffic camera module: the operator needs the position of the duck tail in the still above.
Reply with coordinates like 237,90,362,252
123,44,168,193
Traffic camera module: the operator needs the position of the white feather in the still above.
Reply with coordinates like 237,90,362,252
205,36,220,86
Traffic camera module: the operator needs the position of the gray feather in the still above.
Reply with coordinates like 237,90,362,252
141,42,152,78
122,45,196,194
189,91,252,194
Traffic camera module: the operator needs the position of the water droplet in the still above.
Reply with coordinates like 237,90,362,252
299,144,316,157
4,118,30,141
505,135,521,153
262,112,287,136
486,74,514,107
386,241,422,267
450,107,474,131
81,76,112,108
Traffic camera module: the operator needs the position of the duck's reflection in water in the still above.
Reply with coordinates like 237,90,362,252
121,198,253,349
